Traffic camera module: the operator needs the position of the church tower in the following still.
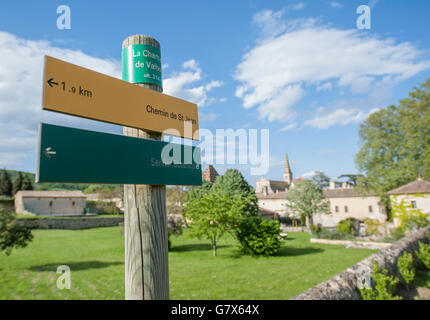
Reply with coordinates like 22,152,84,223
283,152,293,185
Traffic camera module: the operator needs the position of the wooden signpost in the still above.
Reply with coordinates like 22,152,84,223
37,34,201,300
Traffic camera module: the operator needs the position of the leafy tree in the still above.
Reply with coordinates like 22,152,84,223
337,174,363,186
21,175,33,191
0,170,13,197
12,172,24,196
355,78,430,194
311,171,330,188
212,169,259,216
0,211,33,255
285,180,330,228
184,190,254,256
187,179,213,201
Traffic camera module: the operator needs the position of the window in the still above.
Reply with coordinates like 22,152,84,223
369,205,373,213
344,206,348,213
335,206,339,213
49,201,53,207
411,200,417,209
72,201,75,206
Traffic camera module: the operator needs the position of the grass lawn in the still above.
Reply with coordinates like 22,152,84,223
0,227,375,300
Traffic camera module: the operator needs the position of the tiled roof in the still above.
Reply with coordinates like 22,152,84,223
388,177,430,195
322,189,376,198
202,165,219,183
15,191,87,198
257,188,376,199
258,207,275,216
257,191,289,199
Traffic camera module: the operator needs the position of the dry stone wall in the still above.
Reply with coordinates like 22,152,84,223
291,225,430,300
16,217,124,230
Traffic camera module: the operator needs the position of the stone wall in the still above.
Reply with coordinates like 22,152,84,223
16,216,124,230
291,225,430,300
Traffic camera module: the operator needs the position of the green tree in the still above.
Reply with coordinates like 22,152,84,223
0,170,13,197
212,168,259,216
187,179,213,201
355,78,430,194
12,172,24,196
337,174,363,186
21,175,33,191
0,211,33,255
311,171,330,188
184,190,253,256
285,180,330,228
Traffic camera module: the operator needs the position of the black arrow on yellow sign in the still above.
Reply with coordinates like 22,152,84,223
47,78,58,88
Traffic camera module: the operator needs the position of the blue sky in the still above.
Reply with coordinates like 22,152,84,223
0,0,430,187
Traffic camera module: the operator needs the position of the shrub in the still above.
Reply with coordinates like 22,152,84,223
403,215,430,232
360,262,402,300
364,219,384,236
397,252,415,286
415,241,430,269
336,218,360,235
86,200,121,215
167,214,183,250
390,227,405,241
0,211,33,255
235,218,281,256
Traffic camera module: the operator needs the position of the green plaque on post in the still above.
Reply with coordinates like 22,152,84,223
122,43,162,88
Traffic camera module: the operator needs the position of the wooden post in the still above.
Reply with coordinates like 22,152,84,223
122,35,169,300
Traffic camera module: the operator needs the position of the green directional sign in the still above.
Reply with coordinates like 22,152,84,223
36,123,202,185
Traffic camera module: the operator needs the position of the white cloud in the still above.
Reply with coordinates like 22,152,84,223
330,2,344,8
304,108,367,129
235,12,430,126
292,2,306,11
163,59,223,107
199,112,217,122
316,82,333,92
278,123,298,132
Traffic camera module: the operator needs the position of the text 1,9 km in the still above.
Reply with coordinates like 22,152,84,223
47,78,93,98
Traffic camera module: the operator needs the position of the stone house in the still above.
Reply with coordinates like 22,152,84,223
256,153,387,227
15,190,87,216
388,177,430,227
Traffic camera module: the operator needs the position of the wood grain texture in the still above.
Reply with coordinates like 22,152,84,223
122,35,169,300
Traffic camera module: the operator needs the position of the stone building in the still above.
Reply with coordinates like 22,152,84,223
256,153,387,227
202,165,219,183
15,191,87,216
388,177,430,227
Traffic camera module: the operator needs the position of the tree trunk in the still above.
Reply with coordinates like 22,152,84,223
213,234,217,257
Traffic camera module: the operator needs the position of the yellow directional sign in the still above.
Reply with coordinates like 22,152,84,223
42,56,199,140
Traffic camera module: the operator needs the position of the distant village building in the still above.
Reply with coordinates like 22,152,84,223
15,191,87,216
388,177,430,227
256,153,387,227
202,165,219,183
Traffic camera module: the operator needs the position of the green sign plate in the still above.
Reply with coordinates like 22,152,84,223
122,44,162,88
36,123,202,185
